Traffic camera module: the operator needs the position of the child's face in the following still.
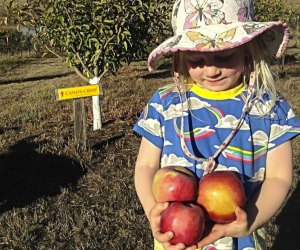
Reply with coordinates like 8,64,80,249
183,46,246,92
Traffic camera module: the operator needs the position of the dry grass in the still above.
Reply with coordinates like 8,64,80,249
0,49,299,249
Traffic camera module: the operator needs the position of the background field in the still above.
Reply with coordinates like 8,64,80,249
0,48,299,249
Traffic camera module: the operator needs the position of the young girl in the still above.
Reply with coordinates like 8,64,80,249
134,0,300,249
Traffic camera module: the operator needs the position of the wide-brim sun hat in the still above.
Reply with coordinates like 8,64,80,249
148,0,290,71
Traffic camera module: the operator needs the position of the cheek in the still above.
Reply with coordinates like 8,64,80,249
223,60,244,75
226,67,243,76
188,67,203,78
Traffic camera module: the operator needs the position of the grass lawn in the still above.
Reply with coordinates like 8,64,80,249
0,50,299,249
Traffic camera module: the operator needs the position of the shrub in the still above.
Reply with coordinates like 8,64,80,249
253,0,295,23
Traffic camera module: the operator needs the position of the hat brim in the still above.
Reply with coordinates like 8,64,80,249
148,21,289,71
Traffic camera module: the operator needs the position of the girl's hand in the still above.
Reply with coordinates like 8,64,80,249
197,207,248,248
149,202,198,250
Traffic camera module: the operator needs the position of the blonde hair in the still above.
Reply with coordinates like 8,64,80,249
246,38,277,111
173,36,279,115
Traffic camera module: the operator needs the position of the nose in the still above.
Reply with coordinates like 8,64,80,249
203,64,221,78
201,55,222,78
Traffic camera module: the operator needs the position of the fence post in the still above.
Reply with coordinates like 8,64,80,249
55,84,100,149
296,15,299,48
73,98,87,149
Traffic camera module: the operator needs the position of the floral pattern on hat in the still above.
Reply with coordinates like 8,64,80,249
183,0,225,28
235,0,254,21
148,0,289,71
186,27,236,49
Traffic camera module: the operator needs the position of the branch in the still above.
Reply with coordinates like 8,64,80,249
66,8,75,25
92,36,114,76
94,65,99,77
72,65,90,83
103,36,115,50
44,45,63,59
93,51,101,70
76,52,95,78
99,67,109,80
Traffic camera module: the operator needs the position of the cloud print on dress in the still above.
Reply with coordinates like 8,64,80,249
250,100,273,116
247,168,266,183
137,118,162,137
251,168,265,182
196,162,239,172
161,153,193,167
189,97,211,109
164,140,173,146
250,131,269,146
287,109,296,120
162,102,188,120
161,126,166,139
270,124,292,142
150,103,164,115
215,115,250,130
151,97,210,120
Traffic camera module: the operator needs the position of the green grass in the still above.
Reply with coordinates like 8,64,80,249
0,52,299,249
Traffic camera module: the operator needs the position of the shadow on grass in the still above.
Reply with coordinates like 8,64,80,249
272,183,300,250
91,131,125,150
142,70,172,79
141,60,172,79
0,126,20,135
0,137,86,213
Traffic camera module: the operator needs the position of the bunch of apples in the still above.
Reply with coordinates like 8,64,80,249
152,166,246,247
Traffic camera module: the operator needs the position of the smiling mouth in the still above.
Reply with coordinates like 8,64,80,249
205,78,225,84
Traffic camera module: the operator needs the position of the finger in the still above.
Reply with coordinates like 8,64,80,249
150,202,169,217
197,229,224,248
150,202,169,233
163,241,186,250
154,230,174,244
235,206,247,223
185,245,197,250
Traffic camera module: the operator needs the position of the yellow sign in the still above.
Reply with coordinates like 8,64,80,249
56,85,100,101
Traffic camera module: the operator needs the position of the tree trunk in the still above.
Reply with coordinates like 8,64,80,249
92,95,102,130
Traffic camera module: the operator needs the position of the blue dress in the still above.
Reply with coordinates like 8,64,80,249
133,82,300,250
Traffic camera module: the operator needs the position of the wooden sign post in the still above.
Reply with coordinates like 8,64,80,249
55,85,101,148
73,98,87,148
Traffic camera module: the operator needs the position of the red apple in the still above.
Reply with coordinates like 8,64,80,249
152,166,198,203
197,171,246,224
160,202,205,246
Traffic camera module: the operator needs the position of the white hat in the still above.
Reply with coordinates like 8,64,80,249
148,0,290,71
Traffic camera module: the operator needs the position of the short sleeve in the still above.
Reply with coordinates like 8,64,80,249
133,90,164,149
268,96,300,149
